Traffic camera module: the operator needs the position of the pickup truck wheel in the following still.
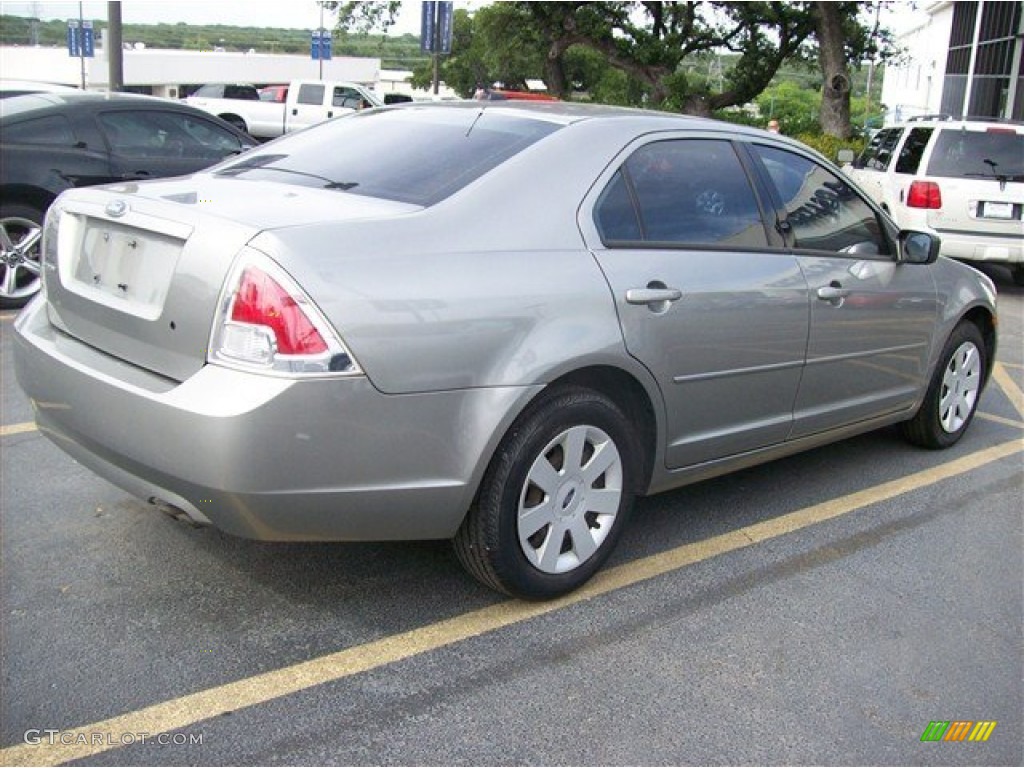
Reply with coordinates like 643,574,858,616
220,115,248,133
0,203,45,309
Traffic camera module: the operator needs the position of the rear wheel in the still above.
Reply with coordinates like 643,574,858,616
0,203,45,309
901,322,986,449
454,387,640,599
220,114,248,133
1011,265,1024,287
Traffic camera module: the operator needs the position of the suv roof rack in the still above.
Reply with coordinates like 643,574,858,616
905,113,1024,126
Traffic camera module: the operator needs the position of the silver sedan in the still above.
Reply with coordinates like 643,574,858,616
13,103,997,598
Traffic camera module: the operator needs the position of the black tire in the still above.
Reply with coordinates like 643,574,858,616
901,322,986,449
454,386,641,599
0,203,45,309
220,114,248,133
1011,265,1024,287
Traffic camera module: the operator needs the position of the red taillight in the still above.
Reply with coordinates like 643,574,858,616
231,266,327,355
906,180,942,209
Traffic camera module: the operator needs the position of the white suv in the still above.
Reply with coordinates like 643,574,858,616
844,117,1023,285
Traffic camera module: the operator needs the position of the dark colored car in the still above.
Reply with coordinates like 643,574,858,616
0,92,256,307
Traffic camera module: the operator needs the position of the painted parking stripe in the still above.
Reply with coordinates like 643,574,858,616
0,422,36,437
1,438,1020,767
992,362,1024,420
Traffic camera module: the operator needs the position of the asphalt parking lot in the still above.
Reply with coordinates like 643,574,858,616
2,266,1021,766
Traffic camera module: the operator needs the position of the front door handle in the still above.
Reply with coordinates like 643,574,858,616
817,281,851,306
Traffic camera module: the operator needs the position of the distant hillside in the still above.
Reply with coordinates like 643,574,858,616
0,14,428,70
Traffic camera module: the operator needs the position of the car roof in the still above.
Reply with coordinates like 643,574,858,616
384,100,814,154
0,91,218,120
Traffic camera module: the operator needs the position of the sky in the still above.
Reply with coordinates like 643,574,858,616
0,0,431,34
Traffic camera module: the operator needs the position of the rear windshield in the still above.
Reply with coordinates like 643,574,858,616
213,107,563,206
926,128,1024,181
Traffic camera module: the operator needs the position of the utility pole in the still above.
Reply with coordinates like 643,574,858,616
107,1,124,92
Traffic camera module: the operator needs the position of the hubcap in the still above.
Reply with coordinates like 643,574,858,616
939,341,981,433
0,216,43,301
517,424,623,574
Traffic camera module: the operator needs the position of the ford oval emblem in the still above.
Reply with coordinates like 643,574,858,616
106,200,128,218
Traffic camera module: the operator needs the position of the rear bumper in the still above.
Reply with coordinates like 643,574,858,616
935,229,1023,266
13,297,536,541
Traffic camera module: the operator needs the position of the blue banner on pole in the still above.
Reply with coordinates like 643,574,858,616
437,1,453,54
420,1,436,54
67,20,95,58
421,1,453,53
311,29,332,60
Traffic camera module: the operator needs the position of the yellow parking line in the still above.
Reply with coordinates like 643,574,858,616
0,422,36,437
992,362,1024,420
1,438,1019,767
977,412,1024,429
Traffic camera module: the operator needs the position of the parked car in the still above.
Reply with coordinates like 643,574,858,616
258,84,289,103
0,91,256,308
13,104,997,599
185,79,384,139
842,116,1023,284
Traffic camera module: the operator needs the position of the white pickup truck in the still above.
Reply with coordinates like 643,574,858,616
184,80,384,139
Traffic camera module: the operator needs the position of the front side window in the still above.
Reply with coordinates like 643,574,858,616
856,127,903,171
595,139,767,248
753,144,888,256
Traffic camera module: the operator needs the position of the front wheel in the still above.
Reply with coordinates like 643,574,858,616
0,204,45,309
455,387,640,599
901,322,986,449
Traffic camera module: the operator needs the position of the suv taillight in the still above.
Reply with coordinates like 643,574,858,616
210,249,361,377
907,181,942,209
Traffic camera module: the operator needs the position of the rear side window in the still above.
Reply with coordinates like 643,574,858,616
99,110,247,158
856,127,903,171
297,84,325,105
595,139,767,248
214,107,561,206
2,115,75,145
926,128,1024,179
894,127,933,174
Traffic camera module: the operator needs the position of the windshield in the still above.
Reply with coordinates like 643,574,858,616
213,106,563,206
926,128,1024,181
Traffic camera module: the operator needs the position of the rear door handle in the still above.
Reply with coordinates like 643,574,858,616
625,287,682,307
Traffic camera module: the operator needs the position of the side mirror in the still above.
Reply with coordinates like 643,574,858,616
898,230,941,264
837,149,855,165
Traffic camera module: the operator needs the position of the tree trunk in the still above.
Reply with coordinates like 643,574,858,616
815,1,853,139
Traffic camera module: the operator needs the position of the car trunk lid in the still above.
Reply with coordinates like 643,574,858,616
43,177,420,382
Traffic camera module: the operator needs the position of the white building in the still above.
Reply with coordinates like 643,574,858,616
881,1,1023,123
0,32,453,99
